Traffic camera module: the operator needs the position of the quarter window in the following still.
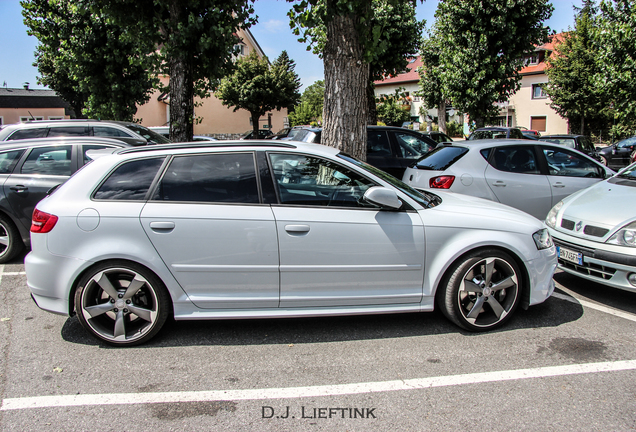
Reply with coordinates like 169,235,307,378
269,153,376,207
93,126,133,138
21,145,72,176
153,153,259,203
94,157,165,200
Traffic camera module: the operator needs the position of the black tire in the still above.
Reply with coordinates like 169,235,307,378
75,260,171,346
599,155,608,166
437,249,522,331
0,214,24,264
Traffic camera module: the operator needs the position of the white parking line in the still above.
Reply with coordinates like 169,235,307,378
2,360,636,411
552,292,636,323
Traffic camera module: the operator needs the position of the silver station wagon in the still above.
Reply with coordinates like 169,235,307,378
26,141,557,346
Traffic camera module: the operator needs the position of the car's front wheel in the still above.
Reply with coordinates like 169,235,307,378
75,261,171,346
438,249,522,331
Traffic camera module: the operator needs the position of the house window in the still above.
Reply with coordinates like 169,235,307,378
525,54,539,65
530,116,547,132
48,116,63,120
234,44,246,57
20,116,44,122
412,96,421,102
532,84,547,99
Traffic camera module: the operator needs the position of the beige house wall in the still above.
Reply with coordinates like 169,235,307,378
0,107,68,125
508,74,568,134
134,28,288,136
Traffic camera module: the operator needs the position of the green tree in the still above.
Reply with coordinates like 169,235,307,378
96,0,256,142
301,80,325,122
545,1,606,135
596,0,636,133
434,0,553,128
22,0,158,120
216,51,301,138
418,31,448,133
376,89,411,126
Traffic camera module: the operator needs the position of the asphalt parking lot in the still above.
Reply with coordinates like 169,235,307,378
1,251,636,431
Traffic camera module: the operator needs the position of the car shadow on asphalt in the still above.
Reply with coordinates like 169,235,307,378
60,293,583,348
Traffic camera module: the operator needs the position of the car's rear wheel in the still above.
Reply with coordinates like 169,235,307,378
75,261,170,346
0,214,23,264
438,249,522,331
599,155,608,166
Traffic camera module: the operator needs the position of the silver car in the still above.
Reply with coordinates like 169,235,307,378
546,162,636,292
403,140,615,220
26,141,557,346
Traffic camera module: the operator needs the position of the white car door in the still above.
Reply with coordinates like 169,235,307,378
269,153,425,308
140,152,280,309
484,145,553,219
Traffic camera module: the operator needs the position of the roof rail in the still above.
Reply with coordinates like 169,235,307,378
117,140,298,154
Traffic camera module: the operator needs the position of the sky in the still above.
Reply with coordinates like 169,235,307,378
0,0,583,92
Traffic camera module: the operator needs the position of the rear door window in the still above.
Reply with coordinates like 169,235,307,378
20,145,73,176
487,146,540,174
367,130,391,156
94,157,165,200
152,153,259,203
46,126,89,137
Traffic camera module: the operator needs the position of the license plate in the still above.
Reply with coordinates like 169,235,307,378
557,246,583,265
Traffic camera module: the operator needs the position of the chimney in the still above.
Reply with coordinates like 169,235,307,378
23,82,29,90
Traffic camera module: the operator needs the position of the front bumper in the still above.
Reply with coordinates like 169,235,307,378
550,233,636,293
526,245,557,307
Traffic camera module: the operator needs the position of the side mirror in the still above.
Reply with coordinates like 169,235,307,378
363,187,402,210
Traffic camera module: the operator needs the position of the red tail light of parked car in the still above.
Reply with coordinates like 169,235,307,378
430,175,455,189
31,209,58,233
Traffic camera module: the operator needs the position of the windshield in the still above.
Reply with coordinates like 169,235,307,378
543,138,575,149
616,163,636,180
469,130,507,140
617,137,636,148
338,153,440,209
125,124,171,144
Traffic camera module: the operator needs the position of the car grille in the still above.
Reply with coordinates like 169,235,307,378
554,239,617,280
560,219,609,238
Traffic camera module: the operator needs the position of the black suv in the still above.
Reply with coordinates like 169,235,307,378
0,137,131,262
0,120,170,146
291,125,437,178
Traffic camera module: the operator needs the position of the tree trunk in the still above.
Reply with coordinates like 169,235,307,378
438,100,447,134
322,3,369,161
367,80,377,125
251,112,261,139
580,116,585,136
168,0,194,143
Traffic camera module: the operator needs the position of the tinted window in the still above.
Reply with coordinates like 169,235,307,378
489,146,539,174
82,144,118,164
7,128,48,140
153,153,259,203
580,137,595,152
21,145,72,176
510,129,524,139
94,157,165,200
394,132,433,158
93,126,133,138
543,138,576,149
123,124,170,144
269,153,375,207
0,150,25,174
617,137,636,149
46,126,89,137
469,130,506,140
414,146,468,171
367,131,392,156
543,147,601,178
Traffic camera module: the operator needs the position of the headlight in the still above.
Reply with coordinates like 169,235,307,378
545,201,564,228
607,222,636,247
533,228,554,250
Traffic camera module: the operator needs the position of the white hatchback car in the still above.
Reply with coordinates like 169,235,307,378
403,140,615,220
26,141,557,346
546,162,636,292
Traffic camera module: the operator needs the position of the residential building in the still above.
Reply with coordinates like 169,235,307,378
0,86,73,126
135,29,288,138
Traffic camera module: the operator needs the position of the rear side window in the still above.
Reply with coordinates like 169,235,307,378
367,131,391,156
21,145,72,176
7,128,48,140
414,146,468,171
46,126,89,137
94,157,165,200
488,146,540,174
153,153,259,203
0,150,25,174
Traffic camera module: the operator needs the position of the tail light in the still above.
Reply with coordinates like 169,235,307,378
429,175,455,189
31,209,58,233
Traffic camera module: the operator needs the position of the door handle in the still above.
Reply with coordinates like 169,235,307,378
285,224,310,234
553,183,566,188
149,221,175,232
492,181,506,187
10,185,28,193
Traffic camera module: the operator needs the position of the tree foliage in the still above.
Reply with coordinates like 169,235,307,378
418,31,449,133
289,80,324,126
96,0,256,142
433,0,553,128
545,2,607,135
216,51,301,137
376,89,411,126
596,0,636,132
22,0,158,121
